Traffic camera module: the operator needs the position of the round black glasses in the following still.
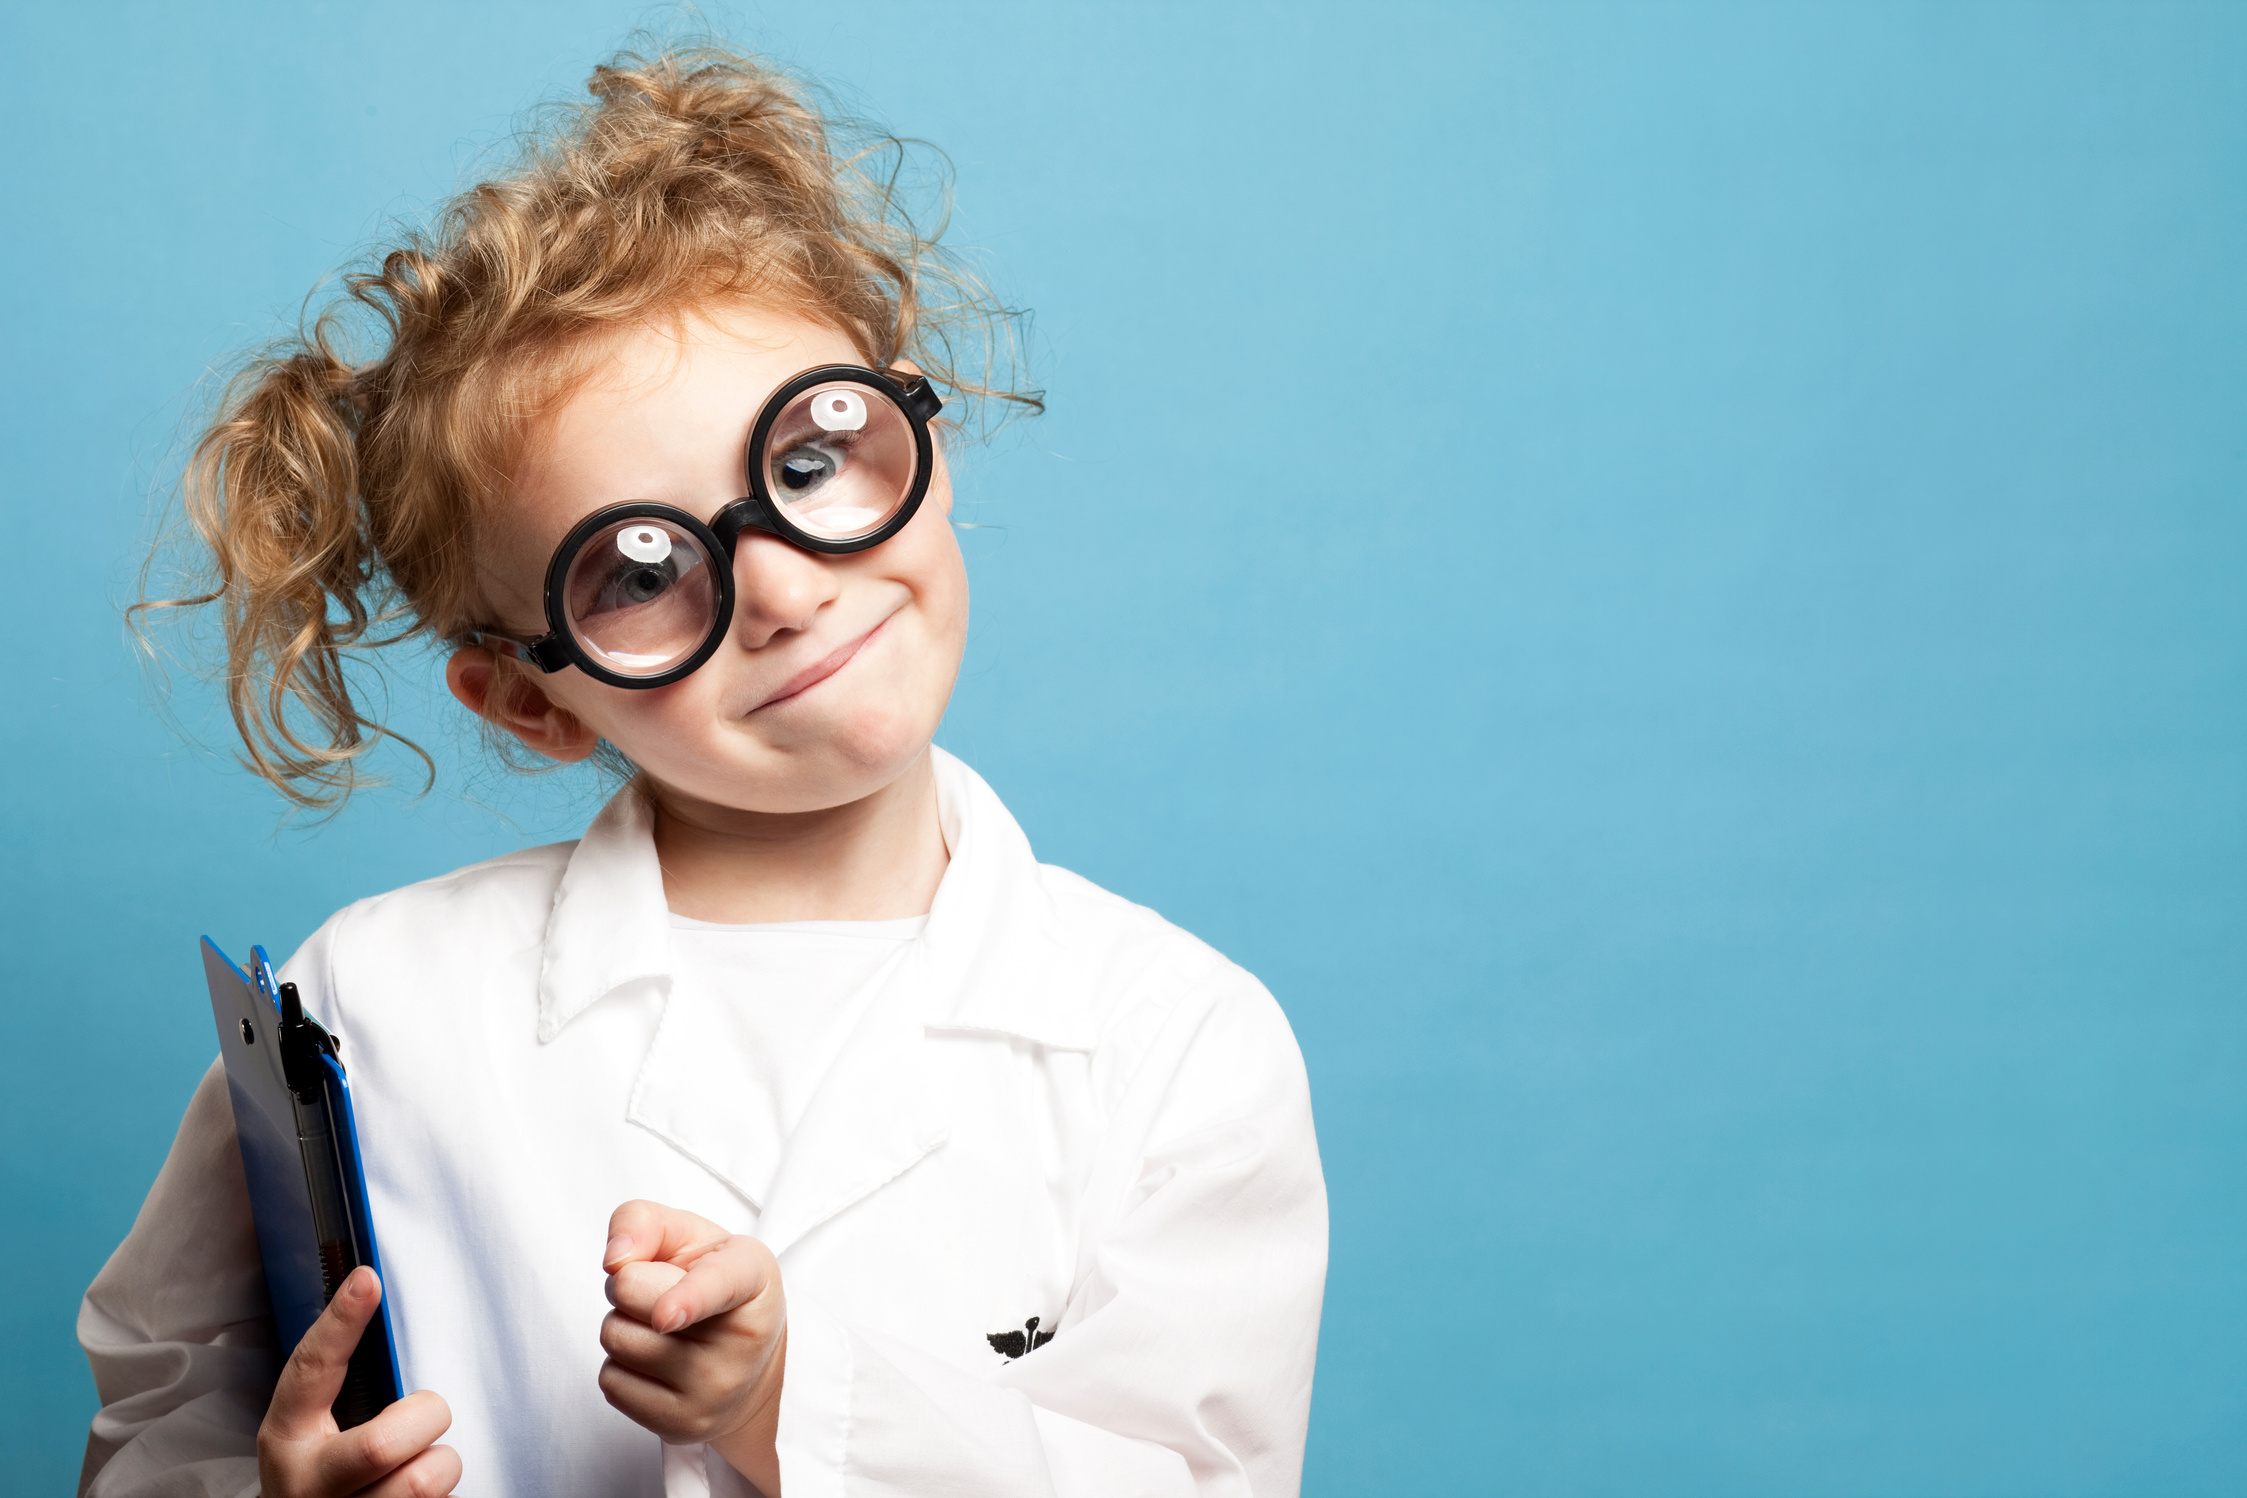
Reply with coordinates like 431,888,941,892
472,365,943,690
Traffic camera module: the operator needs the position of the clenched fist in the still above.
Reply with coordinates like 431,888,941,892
600,1200,787,1494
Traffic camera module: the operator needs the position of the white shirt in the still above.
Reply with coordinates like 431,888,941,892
665,914,927,1211
78,750,1327,1498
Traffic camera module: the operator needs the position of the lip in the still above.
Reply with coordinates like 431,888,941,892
743,613,892,715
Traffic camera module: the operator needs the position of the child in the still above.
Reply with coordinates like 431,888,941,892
77,41,1326,1498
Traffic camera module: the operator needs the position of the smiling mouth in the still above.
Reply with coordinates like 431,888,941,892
745,615,890,714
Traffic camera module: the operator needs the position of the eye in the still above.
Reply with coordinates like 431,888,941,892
589,553,682,614
776,439,848,494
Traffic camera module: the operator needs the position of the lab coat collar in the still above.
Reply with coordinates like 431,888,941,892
536,783,671,1043
534,748,1099,1051
914,748,1098,1051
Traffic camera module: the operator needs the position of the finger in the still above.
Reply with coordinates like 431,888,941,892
648,1236,772,1335
352,1442,463,1498
604,1259,687,1319
604,1199,730,1272
599,1308,690,1384
313,1389,452,1494
266,1266,379,1439
598,1358,704,1444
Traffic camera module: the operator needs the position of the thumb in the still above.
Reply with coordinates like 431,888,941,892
648,1236,773,1335
268,1266,379,1440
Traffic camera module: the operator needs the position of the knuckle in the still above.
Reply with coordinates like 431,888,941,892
359,1422,408,1472
360,1435,398,1474
289,1340,338,1378
600,1314,647,1360
599,1370,660,1430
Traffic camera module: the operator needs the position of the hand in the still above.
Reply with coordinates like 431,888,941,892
257,1267,459,1497
600,1201,787,1495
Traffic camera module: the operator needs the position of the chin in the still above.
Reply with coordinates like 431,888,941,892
802,680,937,770
739,756,922,815
688,712,936,814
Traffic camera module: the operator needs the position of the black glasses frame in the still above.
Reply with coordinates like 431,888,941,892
472,365,942,690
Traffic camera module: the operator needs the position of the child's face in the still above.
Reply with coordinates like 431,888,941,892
470,304,967,815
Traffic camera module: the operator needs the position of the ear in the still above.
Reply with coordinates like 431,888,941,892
446,646,602,763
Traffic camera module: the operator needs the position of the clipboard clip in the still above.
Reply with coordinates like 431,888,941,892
277,982,343,1104
250,945,343,1103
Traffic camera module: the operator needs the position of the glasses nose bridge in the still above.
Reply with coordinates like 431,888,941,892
709,495,772,558
709,495,818,626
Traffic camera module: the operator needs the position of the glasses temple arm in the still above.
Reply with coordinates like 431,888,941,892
463,630,572,673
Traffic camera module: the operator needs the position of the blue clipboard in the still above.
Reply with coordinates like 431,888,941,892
203,937,403,1427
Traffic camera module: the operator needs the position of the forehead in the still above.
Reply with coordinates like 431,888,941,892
507,305,869,534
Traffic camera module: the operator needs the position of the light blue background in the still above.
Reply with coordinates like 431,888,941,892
5,3,2242,1493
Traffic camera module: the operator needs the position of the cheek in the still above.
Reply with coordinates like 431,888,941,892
920,547,970,656
857,579,965,741
895,498,970,645
543,667,712,755
831,542,965,760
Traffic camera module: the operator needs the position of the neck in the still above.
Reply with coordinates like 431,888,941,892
646,749,949,924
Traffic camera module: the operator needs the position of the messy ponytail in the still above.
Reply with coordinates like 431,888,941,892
139,38,1038,811
160,329,424,805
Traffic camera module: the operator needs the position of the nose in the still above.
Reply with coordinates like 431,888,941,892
727,531,839,650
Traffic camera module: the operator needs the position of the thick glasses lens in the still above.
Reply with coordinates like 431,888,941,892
560,516,721,677
761,381,921,542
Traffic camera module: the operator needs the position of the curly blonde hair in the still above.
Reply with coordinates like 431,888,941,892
141,41,1036,810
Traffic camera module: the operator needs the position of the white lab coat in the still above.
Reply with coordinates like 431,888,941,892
77,749,1327,1498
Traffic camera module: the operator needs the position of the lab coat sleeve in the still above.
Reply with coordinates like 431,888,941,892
76,1059,276,1498
769,963,1327,1498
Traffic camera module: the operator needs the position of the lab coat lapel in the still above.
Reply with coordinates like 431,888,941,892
749,941,949,1257
754,750,1097,1257
623,938,919,1214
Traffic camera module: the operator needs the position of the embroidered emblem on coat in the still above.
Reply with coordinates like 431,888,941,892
986,1314,1056,1361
